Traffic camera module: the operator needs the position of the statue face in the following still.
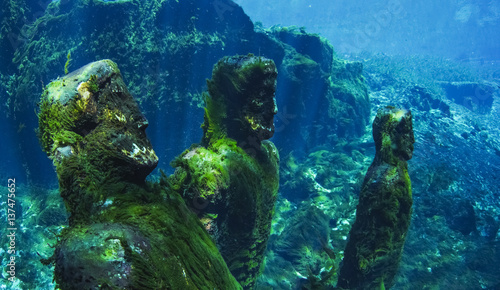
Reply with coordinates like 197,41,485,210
205,55,278,144
388,108,414,161
239,58,278,141
41,60,158,180
372,107,415,162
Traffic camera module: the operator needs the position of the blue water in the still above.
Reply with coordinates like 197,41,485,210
1,0,499,289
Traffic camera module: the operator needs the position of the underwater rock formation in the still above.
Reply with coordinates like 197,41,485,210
440,81,496,114
13,0,369,176
337,106,415,289
170,55,280,289
281,149,366,203
399,85,451,116
269,27,370,151
37,60,241,289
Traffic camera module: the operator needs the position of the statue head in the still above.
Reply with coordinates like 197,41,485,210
202,54,278,145
38,59,158,181
372,106,415,163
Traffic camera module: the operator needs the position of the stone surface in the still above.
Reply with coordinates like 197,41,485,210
54,223,147,289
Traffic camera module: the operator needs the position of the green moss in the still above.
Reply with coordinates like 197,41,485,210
54,195,242,289
95,187,241,289
171,145,229,201
64,51,71,74
170,136,279,289
49,131,241,288
37,93,83,154
201,92,227,146
87,74,99,93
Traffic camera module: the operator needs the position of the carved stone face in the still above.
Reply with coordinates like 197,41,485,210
372,106,415,162
205,55,278,144
235,56,278,141
39,60,158,180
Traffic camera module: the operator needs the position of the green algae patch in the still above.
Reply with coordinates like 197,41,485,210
37,59,122,154
55,195,242,289
170,137,279,289
95,187,241,290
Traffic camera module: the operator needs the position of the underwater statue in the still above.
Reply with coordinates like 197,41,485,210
169,55,280,289
37,59,241,289
337,106,415,289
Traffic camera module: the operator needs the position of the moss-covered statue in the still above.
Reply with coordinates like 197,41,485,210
337,106,415,289
169,55,280,289
37,59,241,289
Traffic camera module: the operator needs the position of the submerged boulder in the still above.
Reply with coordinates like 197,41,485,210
272,204,336,288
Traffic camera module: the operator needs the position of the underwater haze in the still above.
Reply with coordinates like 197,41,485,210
0,0,499,289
